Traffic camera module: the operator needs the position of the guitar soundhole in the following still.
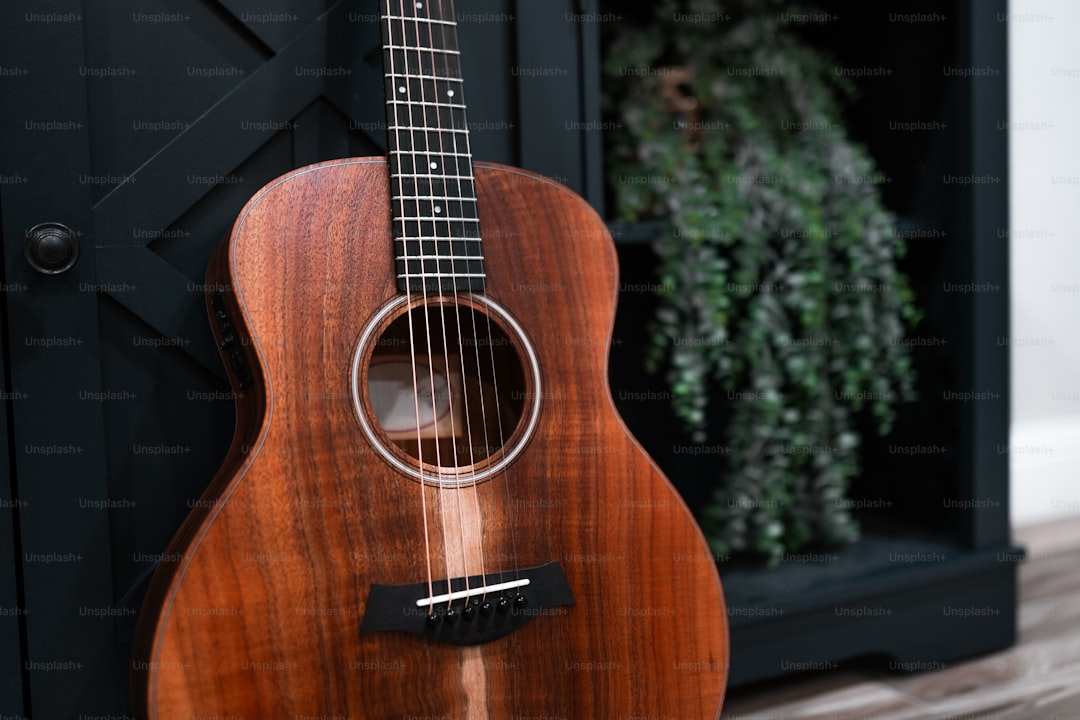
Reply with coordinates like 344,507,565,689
356,296,538,484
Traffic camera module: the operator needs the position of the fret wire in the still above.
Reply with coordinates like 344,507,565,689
397,273,486,278
384,63,460,81
397,256,485,263
388,126,469,134
388,149,473,158
403,216,480,222
397,255,481,262
380,8,455,25
398,259,485,264
400,267,485,272
395,195,478,202
396,237,483,242
394,201,479,208
393,172,474,180
381,14,456,26
383,44,460,55
386,73,463,83
392,194,473,205
394,215,481,224
397,252,483,258
393,216,480,223
389,99,467,109
386,76,462,87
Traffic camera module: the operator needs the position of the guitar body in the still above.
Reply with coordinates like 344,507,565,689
132,158,728,718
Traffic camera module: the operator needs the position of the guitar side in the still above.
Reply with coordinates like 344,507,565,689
132,158,729,718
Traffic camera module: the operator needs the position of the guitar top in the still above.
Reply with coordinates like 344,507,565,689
132,1,729,717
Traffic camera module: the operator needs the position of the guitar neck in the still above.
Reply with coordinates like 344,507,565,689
380,0,486,294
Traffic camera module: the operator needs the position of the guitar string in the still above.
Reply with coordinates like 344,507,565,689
479,258,519,593
414,0,475,611
442,19,527,708
385,0,435,608
438,0,522,600
436,0,501,604
423,0,489,606
437,0,522,590
403,0,458,613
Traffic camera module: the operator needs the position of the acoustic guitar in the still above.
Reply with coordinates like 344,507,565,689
132,1,729,716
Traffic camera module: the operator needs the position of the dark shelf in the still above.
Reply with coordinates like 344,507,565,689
603,0,1013,688
723,530,978,607
722,532,1023,685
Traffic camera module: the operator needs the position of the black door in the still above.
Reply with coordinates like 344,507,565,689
0,0,601,715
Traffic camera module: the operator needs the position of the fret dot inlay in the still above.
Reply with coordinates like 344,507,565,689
381,0,485,293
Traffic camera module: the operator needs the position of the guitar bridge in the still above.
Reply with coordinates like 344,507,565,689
360,561,574,646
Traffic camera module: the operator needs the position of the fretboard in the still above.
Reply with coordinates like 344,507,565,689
381,0,485,293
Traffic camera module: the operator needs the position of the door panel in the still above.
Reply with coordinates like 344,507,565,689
0,0,595,714
0,294,27,719
1,0,115,713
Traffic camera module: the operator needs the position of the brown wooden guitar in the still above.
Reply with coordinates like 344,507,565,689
132,1,728,716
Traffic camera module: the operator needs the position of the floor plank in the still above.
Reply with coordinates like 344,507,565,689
722,518,1080,720
724,683,925,720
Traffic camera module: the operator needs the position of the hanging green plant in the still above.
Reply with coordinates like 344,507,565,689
603,0,920,564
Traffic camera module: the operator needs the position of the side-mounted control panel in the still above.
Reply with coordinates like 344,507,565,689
210,291,252,388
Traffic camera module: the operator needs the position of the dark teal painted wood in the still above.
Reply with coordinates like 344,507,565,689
0,0,604,714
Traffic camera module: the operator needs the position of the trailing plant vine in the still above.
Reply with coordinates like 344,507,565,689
603,0,919,563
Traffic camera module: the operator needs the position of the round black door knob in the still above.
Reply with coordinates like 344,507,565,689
24,222,79,274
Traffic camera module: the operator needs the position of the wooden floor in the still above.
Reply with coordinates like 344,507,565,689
722,517,1080,720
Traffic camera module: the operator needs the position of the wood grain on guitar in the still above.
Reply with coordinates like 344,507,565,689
131,2,729,717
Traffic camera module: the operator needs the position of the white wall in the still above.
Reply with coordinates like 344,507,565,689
1008,0,1080,527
